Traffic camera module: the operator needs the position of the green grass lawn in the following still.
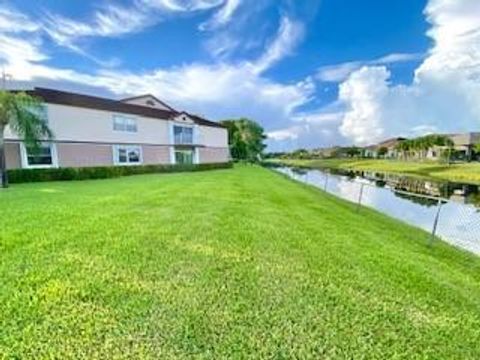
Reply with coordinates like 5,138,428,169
1,165,480,358
271,158,480,184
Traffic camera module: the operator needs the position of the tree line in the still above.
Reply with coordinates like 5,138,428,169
394,135,454,160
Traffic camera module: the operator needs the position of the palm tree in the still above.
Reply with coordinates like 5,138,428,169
433,135,454,164
0,91,53,188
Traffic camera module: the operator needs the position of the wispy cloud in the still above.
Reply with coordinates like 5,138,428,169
0,5,47,68
199,0,242,30
317,52,423,82
251,17,304,74
0,6,39,33
0,5,314,140
43,4,153,48
43,0,228,54
143,0,224,11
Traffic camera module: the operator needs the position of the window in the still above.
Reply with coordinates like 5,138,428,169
114,145,142,165
23,143,56,168
175,149,194,164
113,115,137,132
174,125,193,144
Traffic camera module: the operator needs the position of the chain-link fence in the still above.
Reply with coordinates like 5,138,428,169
273,166,480,255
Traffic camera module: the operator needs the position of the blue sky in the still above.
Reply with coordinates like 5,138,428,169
1,0,479,150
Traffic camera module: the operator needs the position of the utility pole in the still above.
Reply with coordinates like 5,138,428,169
1,67,12,90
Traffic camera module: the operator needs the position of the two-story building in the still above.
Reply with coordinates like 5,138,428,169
4,88,230,169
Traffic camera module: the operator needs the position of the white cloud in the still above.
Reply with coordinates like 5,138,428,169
0,6,47,68
142,0,219,11
267,110,344,149
43,0,228,50
0,6,39,33
268,126,303,141
251,17,304,74
337,0,480,146
199,0,241,30
317,62,363,83
317,53,422,82
0,7,313,142
44,4,152,48
338,66,388,145
12,0,478,152
292,111,343,125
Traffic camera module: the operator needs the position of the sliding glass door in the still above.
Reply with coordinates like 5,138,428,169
175,149,194,164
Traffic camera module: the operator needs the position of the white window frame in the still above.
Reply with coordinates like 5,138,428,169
173,148,199,165
172,124,195,145
112,114,138,133
20,142,58,169
113,145,143,166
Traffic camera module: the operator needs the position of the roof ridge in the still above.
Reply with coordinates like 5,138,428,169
25,87,224,129
120,93,176,111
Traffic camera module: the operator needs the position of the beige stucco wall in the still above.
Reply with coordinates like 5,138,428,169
199,147,230,163
56,143,114,168
5,142,21,169
4,104,171,145
198,126,228,148
4,141,228,170
142,145,171,165
4,103,228,149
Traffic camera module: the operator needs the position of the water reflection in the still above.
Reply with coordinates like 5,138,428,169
274,166,480,255
274,163,480,207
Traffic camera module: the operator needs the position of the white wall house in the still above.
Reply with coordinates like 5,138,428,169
4,88,230,169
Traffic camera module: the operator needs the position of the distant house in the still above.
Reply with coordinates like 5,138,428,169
4,88,230,170
311,146,343,158
364,138,406,158
427,132,480,161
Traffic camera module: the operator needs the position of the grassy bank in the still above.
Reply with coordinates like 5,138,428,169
1,166,480,358
271,158,480,184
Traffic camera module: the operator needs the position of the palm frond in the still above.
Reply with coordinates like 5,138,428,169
8,92,54,151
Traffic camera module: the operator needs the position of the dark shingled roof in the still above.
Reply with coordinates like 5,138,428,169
22,88,225,129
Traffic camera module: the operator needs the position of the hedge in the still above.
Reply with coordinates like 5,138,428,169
6,162,233,184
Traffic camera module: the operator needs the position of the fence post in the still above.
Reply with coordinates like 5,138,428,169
324,173,329,191
429,199,444,247
357,183,365,212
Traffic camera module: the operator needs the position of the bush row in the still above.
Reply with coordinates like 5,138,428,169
7,162,233,184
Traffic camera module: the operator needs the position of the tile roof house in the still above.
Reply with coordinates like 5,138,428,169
364,137,406,158
4,88,229,169
427,132,480,160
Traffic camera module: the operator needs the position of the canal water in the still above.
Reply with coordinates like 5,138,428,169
273,166,480,255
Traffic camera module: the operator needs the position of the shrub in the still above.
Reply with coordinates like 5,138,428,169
7,162,233,184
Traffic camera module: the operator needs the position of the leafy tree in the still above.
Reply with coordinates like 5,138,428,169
0,91,53,188
377,146,388,158
220,118,266,162
395,141,410,160
395,135,453,161
290,148,311,159
473,143,480,161
345,146,361,158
